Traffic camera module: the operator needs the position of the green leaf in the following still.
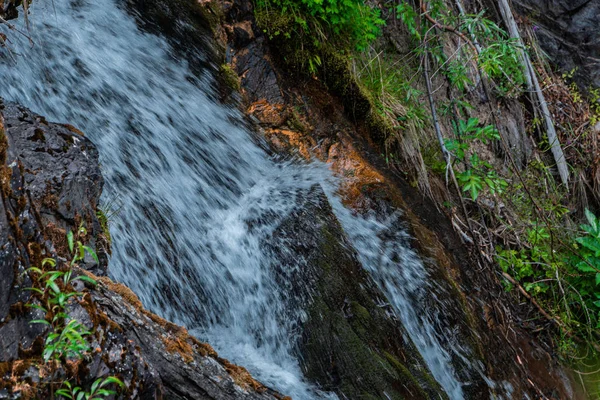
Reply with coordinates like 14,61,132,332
67,230,74,253
101,376,124,388
25,267,43,275
48,281,61,295
30,319,51,326
90,378,101,394
78,242,85,262
77,275,97,286
576,260,597,273
26,304,48,312
576,237,600,256
23,287,45,295
55,389,73,399
94,389,116,397
83,246,99,264
585,208,598,233
42,258,57,268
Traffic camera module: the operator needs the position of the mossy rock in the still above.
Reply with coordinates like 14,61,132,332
220,63,242,91
254,13,393,147
268,185,447,400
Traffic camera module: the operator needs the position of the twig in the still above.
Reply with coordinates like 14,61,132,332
0,15,34,46
501,271,565,330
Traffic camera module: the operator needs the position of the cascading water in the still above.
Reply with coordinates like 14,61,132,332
0,0,492,398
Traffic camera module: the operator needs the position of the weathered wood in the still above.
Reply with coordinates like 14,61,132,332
497,0,569,188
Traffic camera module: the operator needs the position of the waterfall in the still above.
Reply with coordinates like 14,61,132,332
0,0,493,397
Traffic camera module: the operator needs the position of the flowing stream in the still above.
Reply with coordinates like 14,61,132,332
0,0,492,398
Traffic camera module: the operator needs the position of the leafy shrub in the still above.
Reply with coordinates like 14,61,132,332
25,226,123,397
497,209,600,338
445,117,507,200
255,0,384,71
395,2,525,97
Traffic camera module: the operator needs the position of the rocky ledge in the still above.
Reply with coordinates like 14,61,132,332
0,102,281,400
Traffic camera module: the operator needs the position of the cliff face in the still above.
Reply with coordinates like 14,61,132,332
0,102,280,399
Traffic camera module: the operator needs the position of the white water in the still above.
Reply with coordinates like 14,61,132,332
0,0,489,398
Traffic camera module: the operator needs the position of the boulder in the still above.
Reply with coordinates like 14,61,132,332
268,185,447,400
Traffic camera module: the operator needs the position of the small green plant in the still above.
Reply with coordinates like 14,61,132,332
461,12,525,96
445,118,507,200
25,226,123,397
27,228,98,362
41,319,92,363
497,209,600,339
56,377,124,400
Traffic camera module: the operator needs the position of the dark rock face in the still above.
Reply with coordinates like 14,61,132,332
514,0,600,89
268,185,447,400
234,39,284,104
0,103,280,400
2,102,107,275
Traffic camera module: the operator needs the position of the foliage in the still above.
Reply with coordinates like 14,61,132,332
395,2,526,97
42,319,92,363
25,226,122,397
56,377,124,400
572,210,600,326
256,0,383,49
355,51,427,131
445,117,507,200
255,0,383,72
461,12,525,96
27,226,98,362
497,209,600,339
391,1,600,350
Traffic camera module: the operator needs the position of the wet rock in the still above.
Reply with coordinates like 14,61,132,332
123,0,223,95
514,0,600,89
233,21,254,48
0,104,282,399
234,39,284,104
268,185,446,400
2,102,106,274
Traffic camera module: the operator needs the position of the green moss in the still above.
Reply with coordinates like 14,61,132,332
349,301,370,322
286,110,308,134
298,199,447,399
384,352,431,397
219,64,241,91
96,209,112,249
